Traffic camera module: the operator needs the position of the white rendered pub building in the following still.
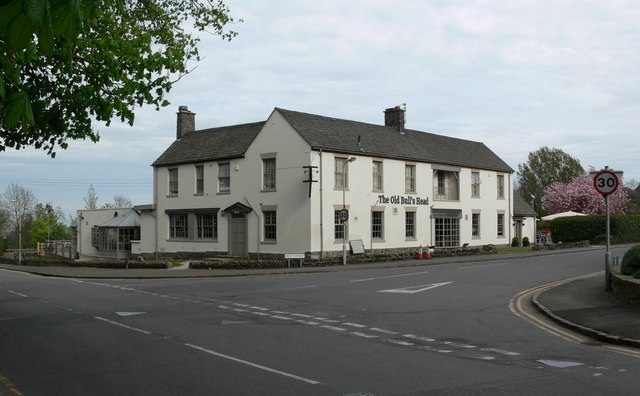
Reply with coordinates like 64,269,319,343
77,106,536,260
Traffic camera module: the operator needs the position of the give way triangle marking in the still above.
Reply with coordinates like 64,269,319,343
115,312,147,317
378,281,453,294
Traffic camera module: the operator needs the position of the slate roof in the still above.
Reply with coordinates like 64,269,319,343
513,191,537,217
152,108,513,173
152,121,265,167
98,210,140,228
277,108,513,173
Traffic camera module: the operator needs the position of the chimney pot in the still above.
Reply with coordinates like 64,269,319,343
176,105,196,139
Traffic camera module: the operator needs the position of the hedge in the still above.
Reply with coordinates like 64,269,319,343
546,215,640,245
0,256,169,269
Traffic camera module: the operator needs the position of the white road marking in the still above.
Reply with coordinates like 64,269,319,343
350,271,430,283
115,312,146,317
342,322,367,328
315,318,340,323
351,332,379,339
296,320,320,325
458,261,519,270
271,315,293,320
378,282,453,294
321,325,347,332
232,308,249,312
370,327,399,335
250,312,271,316
290,313,315,318
184,343,320,385
442,341,476,349
403,334,435,342
8,290,27,298
94,316,152,335
386,339,415,346
288,285,319,290
481,348,520,356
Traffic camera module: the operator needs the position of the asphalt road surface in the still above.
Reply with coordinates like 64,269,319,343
1,246,638,395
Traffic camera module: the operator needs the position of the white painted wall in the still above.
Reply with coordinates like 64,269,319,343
76,208,128,259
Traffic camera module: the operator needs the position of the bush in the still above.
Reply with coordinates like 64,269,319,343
621,244,640,276
522,237,530,247
549,215,640,245
511,237,519,247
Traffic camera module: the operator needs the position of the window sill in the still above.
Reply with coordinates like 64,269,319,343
372,238,385,243
166,194,179,198
217,191,231,195
261,240,277,244
405,237,417,242
261,189,277,193
194,193,204,197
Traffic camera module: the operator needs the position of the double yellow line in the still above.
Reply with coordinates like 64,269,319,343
509,271,640,358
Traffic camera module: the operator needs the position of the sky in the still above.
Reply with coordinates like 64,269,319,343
2,0,639,222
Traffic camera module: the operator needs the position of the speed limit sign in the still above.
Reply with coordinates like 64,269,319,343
338,208,349,223
593,170,619,196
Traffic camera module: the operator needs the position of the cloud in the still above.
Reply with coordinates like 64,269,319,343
3,0,640,218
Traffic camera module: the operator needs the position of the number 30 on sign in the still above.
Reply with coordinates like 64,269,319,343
593,170,619,197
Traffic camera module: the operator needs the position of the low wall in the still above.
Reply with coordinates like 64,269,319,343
612,272,640,307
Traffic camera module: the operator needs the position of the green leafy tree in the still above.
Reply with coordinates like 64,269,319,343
517,147,584,216
0,0,239,157
29,203,71,244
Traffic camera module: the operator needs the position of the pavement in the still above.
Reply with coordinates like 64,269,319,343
2,246,639,348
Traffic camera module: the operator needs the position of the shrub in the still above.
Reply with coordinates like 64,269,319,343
511,237,519,247
621,244,640,276
522,237,530,247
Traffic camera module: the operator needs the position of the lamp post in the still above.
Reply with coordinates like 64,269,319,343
9,199,22,265
46,204,52,253
342,157,356,266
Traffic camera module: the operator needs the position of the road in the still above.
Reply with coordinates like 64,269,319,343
1,246,638,395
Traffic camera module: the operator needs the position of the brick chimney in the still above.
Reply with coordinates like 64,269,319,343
176,105,195,139
384,105,405,132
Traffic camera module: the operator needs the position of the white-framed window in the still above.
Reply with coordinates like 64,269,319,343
405,164,416,193
335,157,348,189
497,212,505,237
195,165,204,194
472,212,480,238
263,210,277,241
263,158,276,191
497,174,505,199
372,210,384,239
91,227,99,248
405,211,416,239
218,162,230,193
372,160,383,191
169,213,188,238
334,210,345,240
168,168,178,195
471,172,480,198
197,213,217,239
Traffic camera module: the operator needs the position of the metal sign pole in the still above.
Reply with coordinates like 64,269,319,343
605,194,612,291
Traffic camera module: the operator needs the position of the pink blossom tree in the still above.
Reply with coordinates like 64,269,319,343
544,174,628,215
